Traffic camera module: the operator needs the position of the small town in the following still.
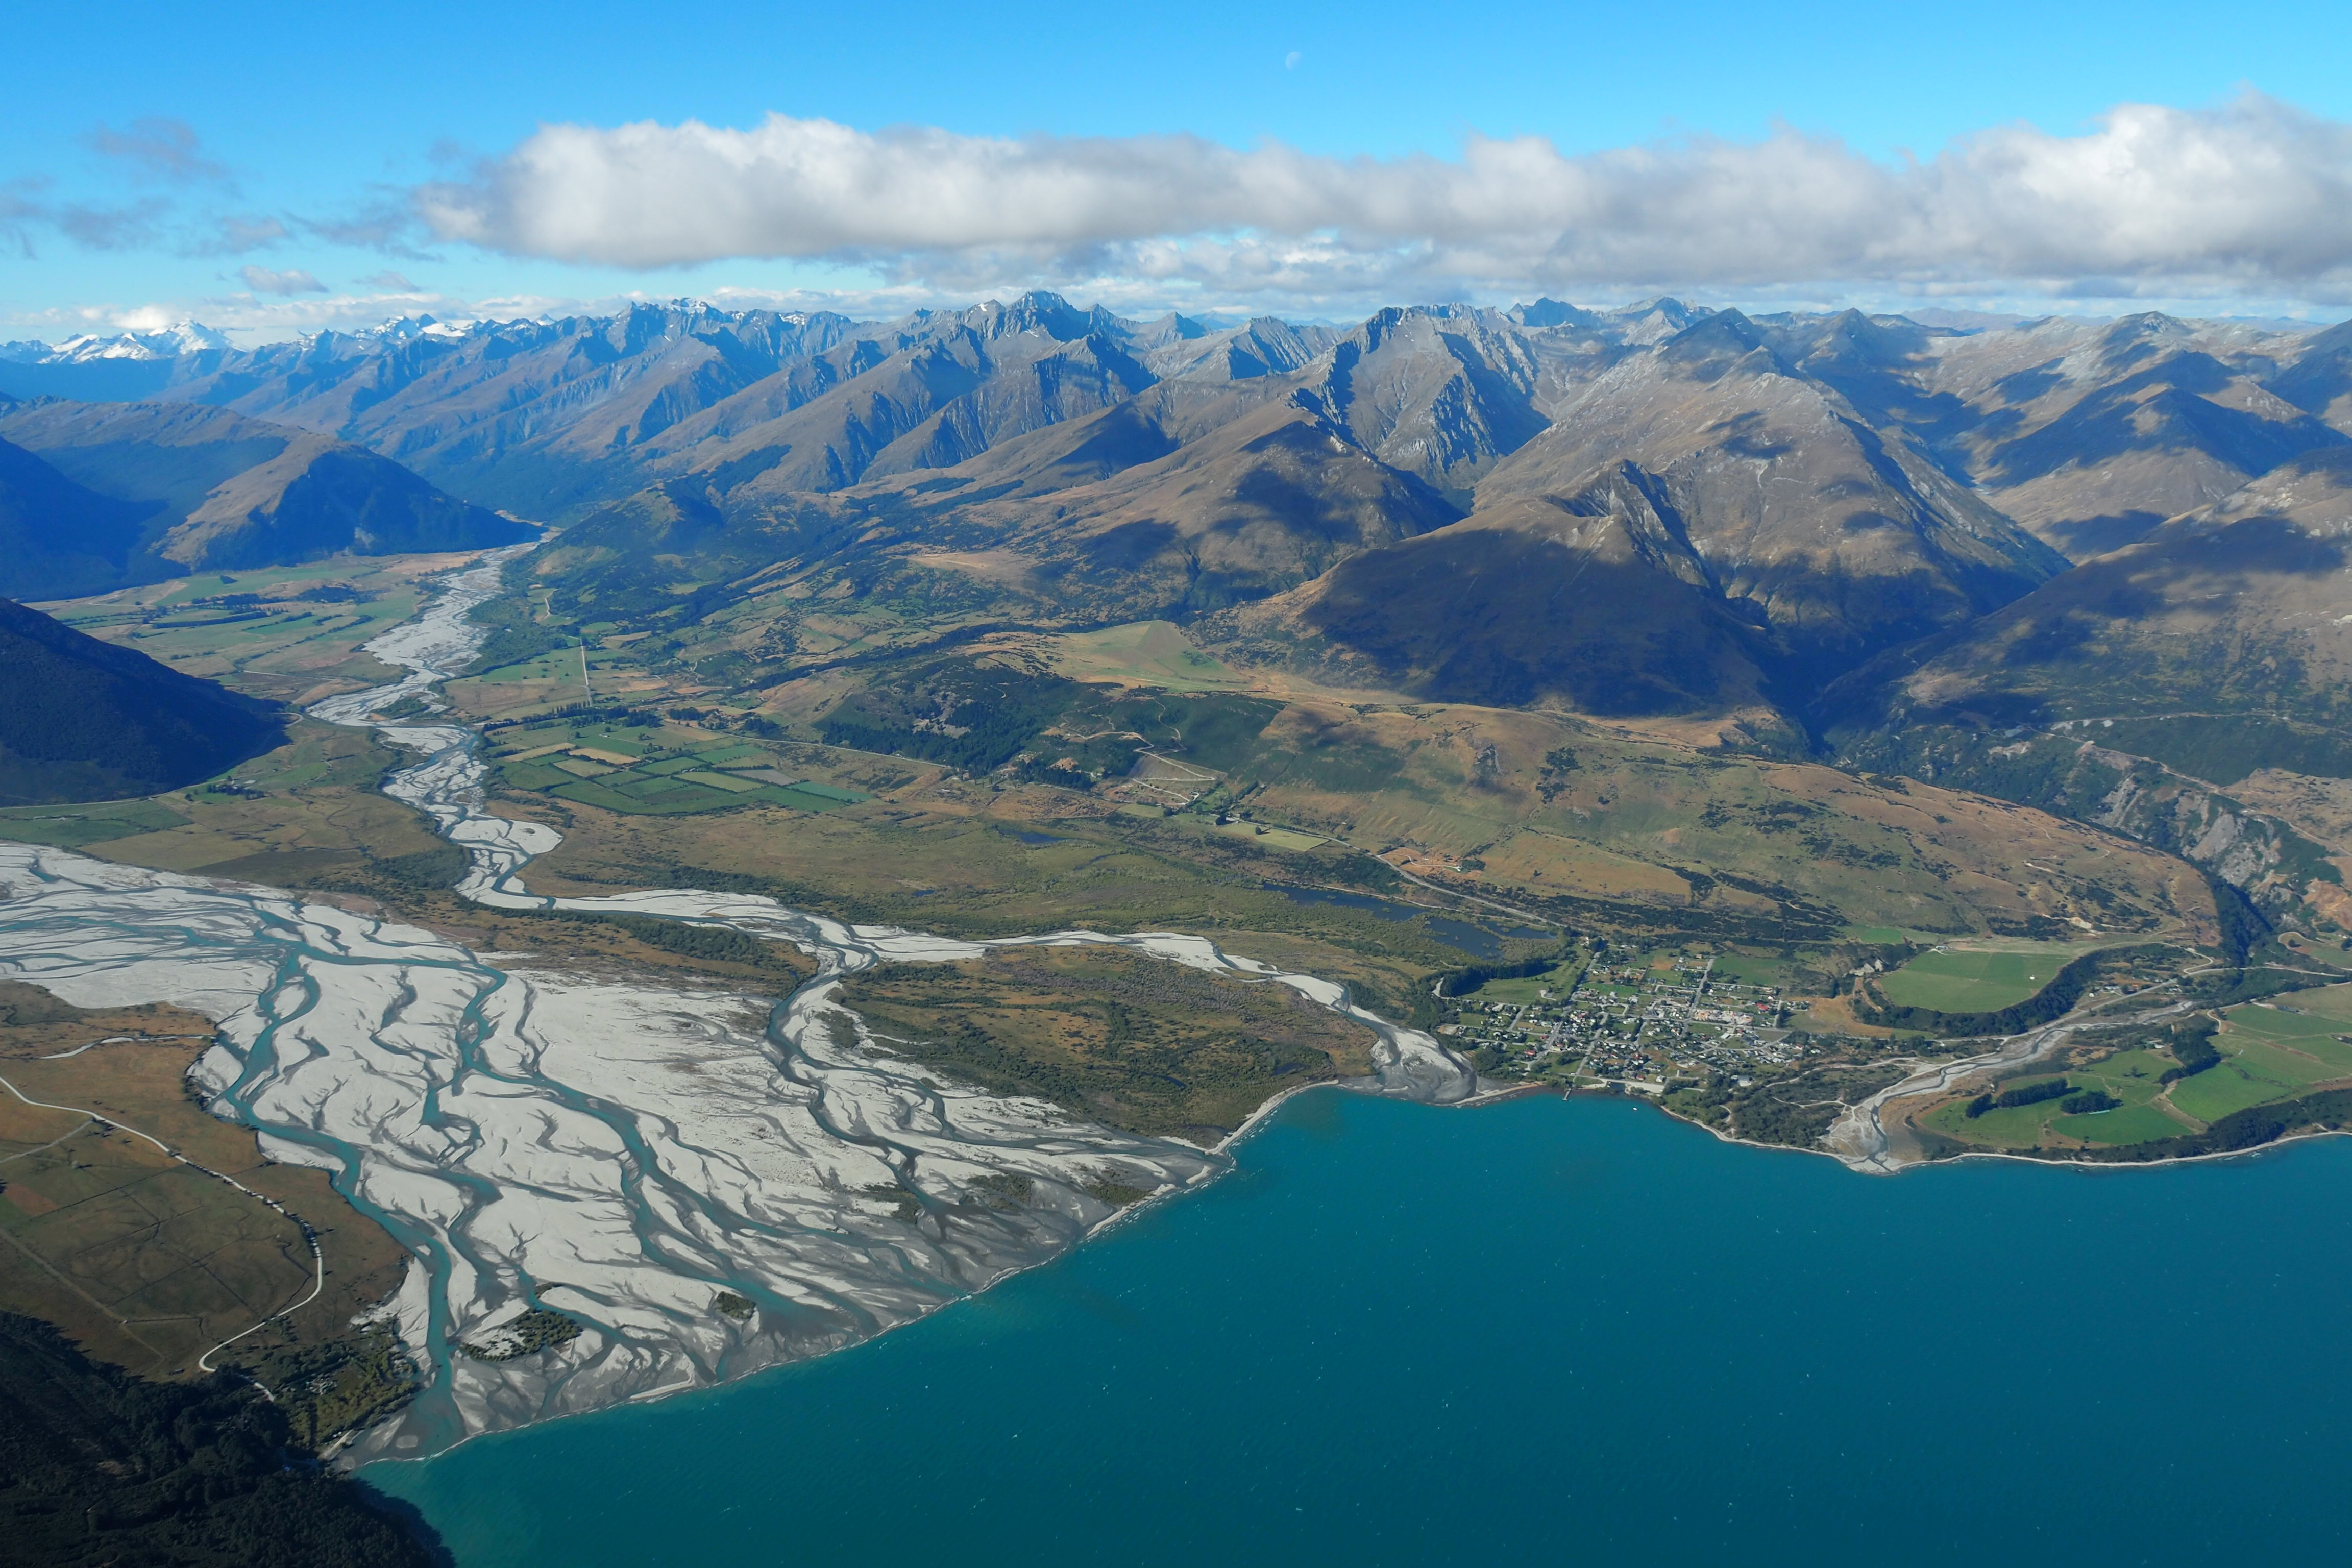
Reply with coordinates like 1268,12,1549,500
1440,952,1803,1090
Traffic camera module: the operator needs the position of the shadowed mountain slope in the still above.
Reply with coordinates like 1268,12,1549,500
1817,447,2352,925
0,433,166,600
1823,446,2352,737
2271,317,2352,432
0,598,286,804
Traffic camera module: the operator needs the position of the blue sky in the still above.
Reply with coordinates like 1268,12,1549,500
8,0,2352,340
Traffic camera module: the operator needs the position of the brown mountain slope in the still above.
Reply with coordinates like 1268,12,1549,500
539,385,1464,629
873,389,1468,618
1476,311,2063,681
1963,320,2343,559
1196,463,1775,716
1283,307,1549,503
1896,313,2343,559
145,304,866,517
650,296,1155,501
1824,446,2352,734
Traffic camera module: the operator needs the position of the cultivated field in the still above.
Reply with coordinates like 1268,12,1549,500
36,552,476,706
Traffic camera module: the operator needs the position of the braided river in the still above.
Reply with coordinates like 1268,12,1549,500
0,552,1469,1461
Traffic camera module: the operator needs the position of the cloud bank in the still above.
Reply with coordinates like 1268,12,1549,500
416,93,2352,301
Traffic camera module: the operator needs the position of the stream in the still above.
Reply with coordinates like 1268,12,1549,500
0,551,1472,1459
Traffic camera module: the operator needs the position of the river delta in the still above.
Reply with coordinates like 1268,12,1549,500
0,553,1470,1460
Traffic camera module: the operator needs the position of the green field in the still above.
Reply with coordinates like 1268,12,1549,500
1704,952,1792,986
0,797,190,848
1925,987,2352,1153
1213,819,1327,851
2164,1002,2352,1121
2049,1103,2191,1143
1877,944,2085,1012
485,719,874,817
1924,1048,2200,1149
1462,974,1568,1006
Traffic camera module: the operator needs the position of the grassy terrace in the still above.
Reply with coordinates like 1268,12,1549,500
32,553,472,706
0,984,413,1444
834,946,1377,1140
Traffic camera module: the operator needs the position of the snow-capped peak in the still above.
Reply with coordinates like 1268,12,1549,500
37,321,231,362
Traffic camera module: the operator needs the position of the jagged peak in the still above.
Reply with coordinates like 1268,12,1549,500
966,290,1096,341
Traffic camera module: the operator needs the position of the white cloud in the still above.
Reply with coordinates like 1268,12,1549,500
414,93,2352,302
239,264,329,295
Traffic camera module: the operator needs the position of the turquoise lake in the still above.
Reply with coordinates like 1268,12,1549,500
370,1091,2352,1565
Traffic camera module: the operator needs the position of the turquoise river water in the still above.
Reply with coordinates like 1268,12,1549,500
370,1090,2352,1565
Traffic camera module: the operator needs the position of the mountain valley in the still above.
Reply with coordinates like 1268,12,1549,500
18,289,2352,944
9,289,2352,1493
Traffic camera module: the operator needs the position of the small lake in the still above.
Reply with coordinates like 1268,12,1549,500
370,1092,2352,1566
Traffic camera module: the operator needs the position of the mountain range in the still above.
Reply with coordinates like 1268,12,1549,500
14,290,2352,924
